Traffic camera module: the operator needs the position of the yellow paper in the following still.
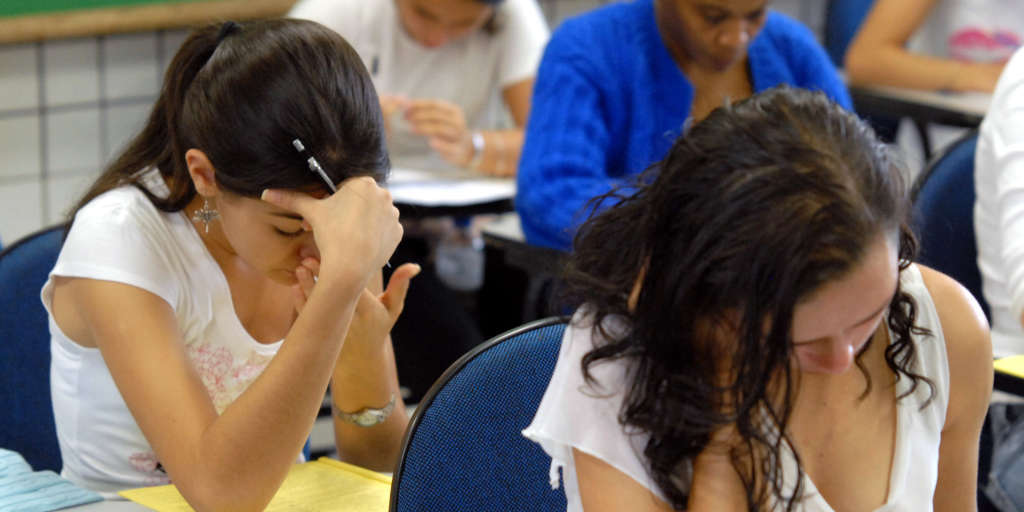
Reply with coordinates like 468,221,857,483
995,355,1024,379
118,457,391,511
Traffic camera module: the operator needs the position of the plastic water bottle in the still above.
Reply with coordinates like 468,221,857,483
435,217,485,292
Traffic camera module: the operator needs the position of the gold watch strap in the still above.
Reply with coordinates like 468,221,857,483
332,393,396,427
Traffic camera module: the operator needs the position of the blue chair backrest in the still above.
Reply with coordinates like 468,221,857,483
912,130,989,318
0,225,66,471
824,0,876,66
390,317,568,512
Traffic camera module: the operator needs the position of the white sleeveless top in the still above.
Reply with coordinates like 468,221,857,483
41,171,295,496
523,264,950,511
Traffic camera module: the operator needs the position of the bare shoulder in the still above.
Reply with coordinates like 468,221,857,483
915,265,990,357
915,264,993,427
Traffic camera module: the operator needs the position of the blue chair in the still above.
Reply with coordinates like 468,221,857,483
911,129,988,318
824,0,876,68
0,223,316,468
0,225,66,472
390,317,569,512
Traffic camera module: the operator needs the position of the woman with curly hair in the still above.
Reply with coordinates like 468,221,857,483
523,87,992,511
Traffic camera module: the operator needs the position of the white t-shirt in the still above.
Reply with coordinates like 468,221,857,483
523,264,950,511
41,171,294,496
976,47,1024,357
289,0,549,171
908,0,1023,62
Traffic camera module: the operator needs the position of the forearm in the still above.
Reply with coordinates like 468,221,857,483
331,338,409,471
177,274,367,510
846,46,999,92
470,129,523,177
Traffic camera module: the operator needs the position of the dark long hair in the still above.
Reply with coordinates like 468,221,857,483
564,87,932,510
69,18,387,221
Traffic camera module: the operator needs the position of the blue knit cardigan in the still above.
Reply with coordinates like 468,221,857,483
516,0,853,251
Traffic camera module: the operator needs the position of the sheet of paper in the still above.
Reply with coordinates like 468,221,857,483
995,355,1024,379
118,458,391,511
386,167,515,206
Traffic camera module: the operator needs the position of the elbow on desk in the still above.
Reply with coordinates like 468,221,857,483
174,470,284,512
334,428,404,473
178,491,273,512
335,446,398,474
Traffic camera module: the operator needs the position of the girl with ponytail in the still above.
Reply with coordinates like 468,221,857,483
44,19,413,510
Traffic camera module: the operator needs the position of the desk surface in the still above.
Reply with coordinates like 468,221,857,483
850,84,992,127
389,167,516,219
62,499,148,511
480,211,525,243
482,212,566,276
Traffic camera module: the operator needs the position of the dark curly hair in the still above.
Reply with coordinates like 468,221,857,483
562,87,933,510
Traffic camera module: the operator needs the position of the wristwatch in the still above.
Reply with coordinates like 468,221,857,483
333,394,396,427
468,131,485,170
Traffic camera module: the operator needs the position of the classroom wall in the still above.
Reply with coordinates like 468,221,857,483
0,0,820,246
0,30,190,245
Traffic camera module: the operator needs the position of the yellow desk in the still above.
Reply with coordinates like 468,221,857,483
118,457,390,512
995,356,1024,397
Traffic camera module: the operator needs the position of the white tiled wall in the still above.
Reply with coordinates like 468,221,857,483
0,44,38,112
0,29,189,247
44,39,101,107
0,0,825,248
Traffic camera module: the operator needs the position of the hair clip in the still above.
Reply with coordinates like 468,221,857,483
292,139,337,193
216,21,241,44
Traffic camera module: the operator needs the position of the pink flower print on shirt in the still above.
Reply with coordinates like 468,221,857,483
128,452,171,486
186,343,233,410
234,352,274,382
949,28,1021,63
186,343,276,413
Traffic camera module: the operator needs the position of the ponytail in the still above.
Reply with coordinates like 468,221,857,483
68,19,387,225
68,23,233,221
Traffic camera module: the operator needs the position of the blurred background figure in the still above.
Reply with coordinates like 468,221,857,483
290,0,548,176
846,0,1024,93
516,0,852,252
289,0,550,403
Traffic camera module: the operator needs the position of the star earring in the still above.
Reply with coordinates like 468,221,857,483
191,198,219,233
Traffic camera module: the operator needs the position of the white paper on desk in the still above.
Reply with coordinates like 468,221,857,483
386,167,515,206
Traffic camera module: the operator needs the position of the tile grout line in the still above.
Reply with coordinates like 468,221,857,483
98,34,110,174
36,39,49,227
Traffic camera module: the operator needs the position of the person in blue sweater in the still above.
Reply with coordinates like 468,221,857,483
517,0,853,251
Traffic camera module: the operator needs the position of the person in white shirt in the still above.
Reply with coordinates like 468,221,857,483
846,0,1023,93
967,47,1024,512
44,20,414,509
523,87,992,511
290,0,551,402
976,47,1024,358
289,0,549,175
